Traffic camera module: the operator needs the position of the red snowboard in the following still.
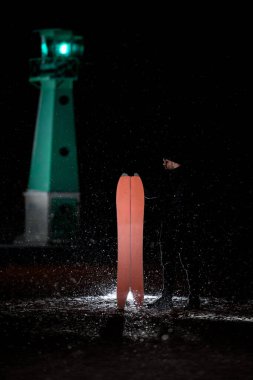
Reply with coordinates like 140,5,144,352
116,173,145,309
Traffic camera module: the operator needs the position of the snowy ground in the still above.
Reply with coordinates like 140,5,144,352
0,248,252,378
1,293,253,379
2,292,253,325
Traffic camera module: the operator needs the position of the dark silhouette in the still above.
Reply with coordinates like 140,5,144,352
146,144,203,310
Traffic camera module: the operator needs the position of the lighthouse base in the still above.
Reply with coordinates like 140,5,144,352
15,190,80,246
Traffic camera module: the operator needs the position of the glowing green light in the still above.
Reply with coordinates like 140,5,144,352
41,41,48,56
56,42,71,56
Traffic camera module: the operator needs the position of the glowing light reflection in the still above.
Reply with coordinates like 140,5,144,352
100,290,157,302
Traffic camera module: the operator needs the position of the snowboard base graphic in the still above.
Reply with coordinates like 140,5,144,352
116,174,145,309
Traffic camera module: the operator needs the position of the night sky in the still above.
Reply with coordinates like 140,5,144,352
0,13,251,297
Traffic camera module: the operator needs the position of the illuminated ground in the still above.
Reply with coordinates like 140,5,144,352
0,246,252,378
1,293,253,379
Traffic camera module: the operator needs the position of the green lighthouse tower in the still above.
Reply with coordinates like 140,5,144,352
24,29,84,245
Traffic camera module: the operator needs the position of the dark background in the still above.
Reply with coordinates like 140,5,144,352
0,12,251,298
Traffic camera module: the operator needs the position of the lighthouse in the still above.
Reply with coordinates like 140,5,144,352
23,29,84,245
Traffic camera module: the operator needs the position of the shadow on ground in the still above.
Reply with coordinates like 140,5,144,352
0,294,253,380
